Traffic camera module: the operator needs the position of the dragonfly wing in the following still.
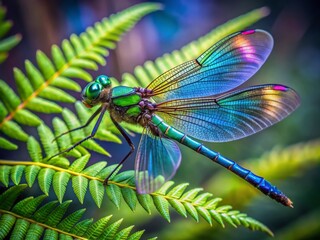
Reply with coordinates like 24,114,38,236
147,30,273,102
156,84,300,142
135,129,182,194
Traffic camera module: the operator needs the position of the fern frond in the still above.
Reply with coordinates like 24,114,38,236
26,104,120,157
24,101,131,158
0,4,21,64
119,6,269,88
0,184,150,240
0,155,273,235
206,139,320,206
0,2,161,150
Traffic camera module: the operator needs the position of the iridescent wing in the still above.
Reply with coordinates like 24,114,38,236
156,84,300,142
135,129,181,194
147,30,273,102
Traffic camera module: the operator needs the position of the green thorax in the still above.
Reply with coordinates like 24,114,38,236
111,86,142,117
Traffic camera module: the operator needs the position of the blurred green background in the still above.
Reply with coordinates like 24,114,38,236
1,0,319,239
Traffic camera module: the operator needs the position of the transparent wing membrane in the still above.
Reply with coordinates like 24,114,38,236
156,84,300,142
135,129,181,194
147,30,273,102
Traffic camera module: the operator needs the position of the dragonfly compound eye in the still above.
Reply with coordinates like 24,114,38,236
95,75,111,88
82,82,102,100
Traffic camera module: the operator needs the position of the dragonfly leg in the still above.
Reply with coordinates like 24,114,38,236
47,104,107,160
103,116,135,185
52,106,102,142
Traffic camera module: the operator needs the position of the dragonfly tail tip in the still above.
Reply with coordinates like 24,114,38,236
286,198,294,208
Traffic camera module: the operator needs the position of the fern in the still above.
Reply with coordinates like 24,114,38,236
0,184,148,240
0,2,161,150
0,133,273,236
0,4,21,64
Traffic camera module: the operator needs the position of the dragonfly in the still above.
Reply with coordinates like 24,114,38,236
51,29,300,207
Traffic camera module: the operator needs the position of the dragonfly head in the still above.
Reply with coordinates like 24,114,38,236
81,75,111,108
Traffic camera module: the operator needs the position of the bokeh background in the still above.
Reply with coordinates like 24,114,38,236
1,0,320,239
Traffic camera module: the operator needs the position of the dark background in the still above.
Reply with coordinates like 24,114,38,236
1,0,320,239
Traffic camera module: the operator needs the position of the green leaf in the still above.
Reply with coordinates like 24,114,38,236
25,223,44,239
137,194,152,214
180,188,203,201
10,165,25,185
70,34,84,54
27,136,42,162
0,137,17,150
10,219,30,240
71,219,93,236
152,196,170,222
36,50,56,79
0,184,28,210
0,80,21,111
113,225,134,240
13,109,42,126
61,39,76,61
0,165,10,187
27,97,62,113
57,208,86,232
68,155,90,172
39,86,75,103
168,199,187,218
0,20,12,38
82,161,107,176
156,181,175,195
0,34,21,51
106,184,122,209
0,214,16,238
184,202,199,222
0,101,8,120
61,67,92,82
83,215,112,239
167,183,189,198
127,230,145,240
34,201,59,222
99,219,123,239
13,67,33,100
53,171,71,202
51,76,81,92
45,200,72,226
193,192,213,205
25,60,45,89
89,179,105,208
51,45,66,69
38,168,55,195
121,188,137,211
25,165,41,187
72,176,88,204
72,58,98,70
37,124,58,157
52,117,81,158
0,120,28,141
82,139,111,156
18,195,47,217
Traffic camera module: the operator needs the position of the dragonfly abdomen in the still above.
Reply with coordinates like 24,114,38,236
151,114,293,207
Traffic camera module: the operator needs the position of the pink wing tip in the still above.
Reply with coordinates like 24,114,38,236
273,85,288,91
241,29,256,35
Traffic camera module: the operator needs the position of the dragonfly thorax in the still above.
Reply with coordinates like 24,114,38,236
109,86,158,129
